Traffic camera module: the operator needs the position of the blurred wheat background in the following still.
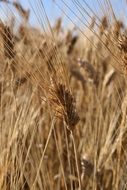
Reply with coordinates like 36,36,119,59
0,0,127,189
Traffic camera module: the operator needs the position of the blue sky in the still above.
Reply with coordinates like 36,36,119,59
26,0,127,26
0,0,127,27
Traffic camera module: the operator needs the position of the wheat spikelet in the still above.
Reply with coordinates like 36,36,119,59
81,155,93,178
67,35,78,54
113,20,124,39
118,34,127,73
53,18,62,34
77,58,98,85
50,83,79,129
99,16,108,36
0,0,29,21
13,2,29,21
102,69,116,88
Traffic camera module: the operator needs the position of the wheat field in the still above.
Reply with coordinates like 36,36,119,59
0,0,127,189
